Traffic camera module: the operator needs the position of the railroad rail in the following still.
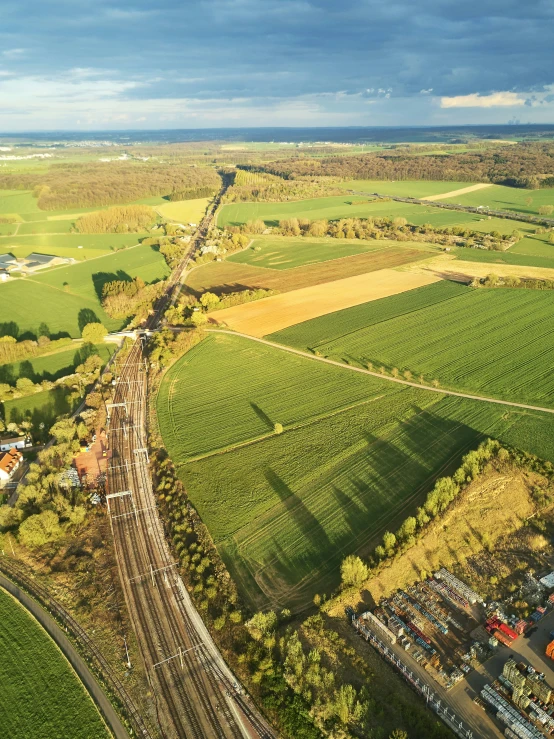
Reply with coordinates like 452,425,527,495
0,556,152,739
107,180,277,738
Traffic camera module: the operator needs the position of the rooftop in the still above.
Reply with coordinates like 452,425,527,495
0,448,23,475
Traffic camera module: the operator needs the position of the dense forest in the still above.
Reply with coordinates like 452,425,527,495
223,168,341,203
249,143,554,187
75,205,157,233
0,162,221,210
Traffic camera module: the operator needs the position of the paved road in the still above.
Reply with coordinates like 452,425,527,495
0,573,129,739
206,329,554,416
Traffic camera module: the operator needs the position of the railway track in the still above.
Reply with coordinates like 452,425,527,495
106,181,277,739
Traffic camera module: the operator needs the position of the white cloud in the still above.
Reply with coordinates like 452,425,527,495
440,91,525,108
420,88,433,94
2,48,26,59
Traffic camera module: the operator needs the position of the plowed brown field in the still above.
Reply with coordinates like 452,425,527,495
185,246,430,296
210,268,440,336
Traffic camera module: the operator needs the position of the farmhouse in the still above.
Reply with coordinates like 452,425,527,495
0,436,31,452
0,253,19,272
21,252,74,272
0,448,23,485
0,252,73,274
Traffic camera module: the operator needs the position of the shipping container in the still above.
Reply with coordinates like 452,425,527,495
498,623,518,641
493,629,513,647
514,620,527,635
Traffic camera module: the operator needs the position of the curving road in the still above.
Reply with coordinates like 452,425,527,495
206,328,554,415
0,573,129,739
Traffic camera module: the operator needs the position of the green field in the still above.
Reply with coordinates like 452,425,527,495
228,236,386,270
3,387,78,432
15,220,76,234
0,343,114,385
270,280,468,347
157,332,398,460
0,242,169,338
217,195,488,229
0,232,146,261
338,180,476,198
455,245,554,270
268,282,554,408
217,194,540,233
158,332,554,609
442,184,554,217
0,190,42,218
509,235,554,259
0,588,109,739
157,197,210,224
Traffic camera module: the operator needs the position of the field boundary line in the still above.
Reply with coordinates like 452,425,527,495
205,329,554,415
177,391,394,465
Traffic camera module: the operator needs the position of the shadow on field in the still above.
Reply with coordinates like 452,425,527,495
91,270,133,300
264,467,333,557
250,402,274,431
0,344,101,385
78,308,102,334
6,387,75,441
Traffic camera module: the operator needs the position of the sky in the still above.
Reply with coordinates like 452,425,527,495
1,0,553,131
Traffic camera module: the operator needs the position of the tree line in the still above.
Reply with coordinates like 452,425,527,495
244,142,554,188
75,205,157,233
166,185,217,201
234,215,516,250
144,329,451,739
480,273,554,290
224,168,341,203
101,278,165,321
334,439,545,599
0,334,73,365
0,162,221,210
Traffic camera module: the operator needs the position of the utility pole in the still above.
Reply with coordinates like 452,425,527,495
124,634,132,669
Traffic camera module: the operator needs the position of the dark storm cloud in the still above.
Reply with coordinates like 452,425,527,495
0,0,553,127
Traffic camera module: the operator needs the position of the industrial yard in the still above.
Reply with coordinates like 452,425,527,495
350,566,554,738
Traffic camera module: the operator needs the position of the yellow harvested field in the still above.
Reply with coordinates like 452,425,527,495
424,182,493,201
210,268,440,337
414,254,554,282
157,198,210,224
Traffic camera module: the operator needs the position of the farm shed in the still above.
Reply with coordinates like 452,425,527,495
0,436,30,452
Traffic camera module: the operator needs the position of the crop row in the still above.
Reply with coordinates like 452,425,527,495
278,285,554,408
269,280,467,348
156,332,398,461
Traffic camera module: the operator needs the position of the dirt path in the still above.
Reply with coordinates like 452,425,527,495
205,329,554,415
0,574,129,739
425,183,493,201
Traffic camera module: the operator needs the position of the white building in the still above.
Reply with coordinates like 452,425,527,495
0,436,30,452
0,449,23,485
